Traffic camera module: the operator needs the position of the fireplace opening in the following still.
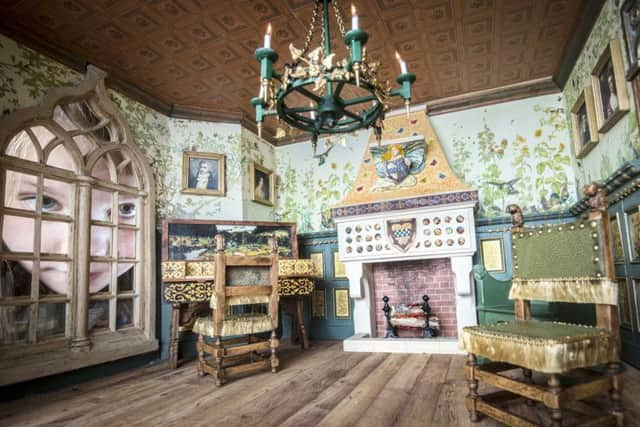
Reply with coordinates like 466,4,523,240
372,258,457,337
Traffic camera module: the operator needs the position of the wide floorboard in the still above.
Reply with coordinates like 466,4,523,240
0,341,639,426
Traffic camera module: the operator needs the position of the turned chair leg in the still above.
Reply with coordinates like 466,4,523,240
547,374,562,427
466,353,480,422
214,336,224,387
523,368,535,406
196,334,205,377
270,330,279,373
608,362,624,426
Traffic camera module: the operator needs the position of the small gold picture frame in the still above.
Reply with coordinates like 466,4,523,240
310,252,324,279
334,288,351,319
333,251,346,278
312,288,327,318
591,39,630,133
250,162,275,206
480,238,505,273
570,87,599,159
610,213,625,263
182,151,225,196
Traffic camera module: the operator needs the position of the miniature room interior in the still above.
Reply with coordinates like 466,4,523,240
2,0,640,426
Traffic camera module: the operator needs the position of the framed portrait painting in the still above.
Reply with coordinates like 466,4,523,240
591,39,630,133
621,0,640,80
182,151,225,196
250,162,275,206
570,86,599,159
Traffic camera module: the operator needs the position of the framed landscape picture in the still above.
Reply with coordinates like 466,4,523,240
251,162,275,206
162,219,297,260
570,86,599,159
591,39,629,133
182,151,225,196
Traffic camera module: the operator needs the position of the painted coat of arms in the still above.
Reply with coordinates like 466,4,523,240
386,218,417,252
370,140,426,191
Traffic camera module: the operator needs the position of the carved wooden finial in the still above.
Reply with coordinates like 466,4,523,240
506,204,524,233
584,182,607,214
215,234,225,252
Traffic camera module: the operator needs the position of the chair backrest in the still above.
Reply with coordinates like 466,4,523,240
212,233,279,335
507,183,619,334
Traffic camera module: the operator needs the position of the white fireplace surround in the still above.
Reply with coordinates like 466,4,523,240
334,201,478,353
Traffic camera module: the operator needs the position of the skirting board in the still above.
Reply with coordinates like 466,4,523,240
343,333,464,354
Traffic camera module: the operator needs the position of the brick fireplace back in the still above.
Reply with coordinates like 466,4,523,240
372,258,457,337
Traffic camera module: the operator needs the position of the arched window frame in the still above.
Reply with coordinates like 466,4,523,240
0,66,157,385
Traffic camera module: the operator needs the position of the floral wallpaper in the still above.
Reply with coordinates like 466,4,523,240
276,94,577,232
563,1,640,190
432,94,576,218
0,33,274,222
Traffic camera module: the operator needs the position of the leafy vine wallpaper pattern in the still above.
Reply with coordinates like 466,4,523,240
563,1,640,189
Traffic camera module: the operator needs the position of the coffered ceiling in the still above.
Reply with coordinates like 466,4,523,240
0,0,598,143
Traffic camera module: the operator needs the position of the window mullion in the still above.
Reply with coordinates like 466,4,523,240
71,180,92,350
28,173,44,344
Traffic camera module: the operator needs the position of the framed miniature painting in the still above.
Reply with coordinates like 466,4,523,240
250,162,275,206
621,0,640,80
182,151,225,196
312,288,327,318
333,251,347,279
591,39,630,132
310,252,324,279
334,288,351,319
480,238,505,273
570,87,599,159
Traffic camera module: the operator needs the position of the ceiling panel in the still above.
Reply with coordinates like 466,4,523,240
0,0,587,139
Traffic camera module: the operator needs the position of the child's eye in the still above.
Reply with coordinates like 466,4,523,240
118,202,136,218
42,196,61,211
19,195,61,212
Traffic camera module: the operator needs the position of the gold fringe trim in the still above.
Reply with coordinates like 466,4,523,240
460,321,618,374
509,277,618,305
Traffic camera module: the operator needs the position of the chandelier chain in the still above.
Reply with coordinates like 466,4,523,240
332,0,346,37
301,2,321,58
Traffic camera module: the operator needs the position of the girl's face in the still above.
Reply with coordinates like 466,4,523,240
2,126,137,294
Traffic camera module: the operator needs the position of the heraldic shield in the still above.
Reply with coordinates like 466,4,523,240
386,218,417,252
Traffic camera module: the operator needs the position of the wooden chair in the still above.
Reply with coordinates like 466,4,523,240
461,184,623,426
193,234,279,386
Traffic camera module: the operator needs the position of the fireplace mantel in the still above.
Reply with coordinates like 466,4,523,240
330,112,479,353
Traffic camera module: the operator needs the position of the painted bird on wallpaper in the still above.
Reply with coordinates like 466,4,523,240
485,178,520,195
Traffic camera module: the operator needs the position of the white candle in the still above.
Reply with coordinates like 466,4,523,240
395,51,407,74
264,23,272,49
351,4,359,30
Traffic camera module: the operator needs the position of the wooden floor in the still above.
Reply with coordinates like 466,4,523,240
1,341,640,426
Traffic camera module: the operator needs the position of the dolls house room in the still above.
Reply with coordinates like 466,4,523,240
1,0,640,426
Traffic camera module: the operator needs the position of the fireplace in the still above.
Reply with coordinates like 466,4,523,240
331,111,479,353
373,258,457,338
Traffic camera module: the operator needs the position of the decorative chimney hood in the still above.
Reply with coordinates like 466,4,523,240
332,111,479,353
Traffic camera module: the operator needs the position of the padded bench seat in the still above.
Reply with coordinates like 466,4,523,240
460,320,618,374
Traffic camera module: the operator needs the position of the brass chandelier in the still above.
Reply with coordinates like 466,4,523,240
251,0,416,156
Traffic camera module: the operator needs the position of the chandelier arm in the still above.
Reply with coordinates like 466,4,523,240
342,109,362,122
285,105,316,113
333,81,345,98
294,86,323,104
342,94,377,106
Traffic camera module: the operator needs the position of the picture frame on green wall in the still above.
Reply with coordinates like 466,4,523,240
312,288,327,318
611,213,625,263
334,288,351,319
591,39,630,133
310,252,324,279
570,87,599,159
250,162,275,206
480,238,505,273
